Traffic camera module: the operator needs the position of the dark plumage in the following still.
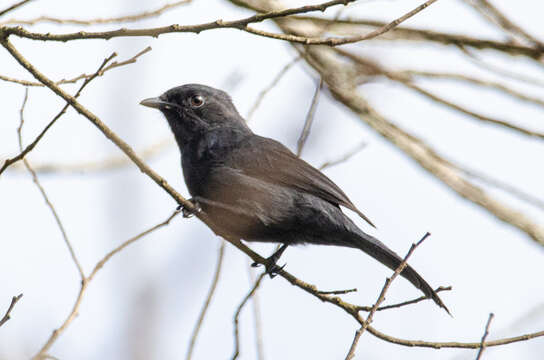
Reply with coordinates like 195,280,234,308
140,83,449,313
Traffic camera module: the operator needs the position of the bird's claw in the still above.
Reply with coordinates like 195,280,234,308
176,199,201,218
252,244,289,278
252,260,286,278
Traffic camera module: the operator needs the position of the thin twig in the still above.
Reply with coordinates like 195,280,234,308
232,271,267,360
0,0,33,17
356,286,452,312
401,70,544,108
247,264,265,360
395,77,544,140
459,46,544,88
293,16,544,59
1,0,357,42
33,210,180,359
345,233,430,360
475,313,495,360
0,48,150,175
464,0,544,49
0,47,151,88
1,0,439,47
319,142,367,170
186,242,226,360
296,78,323,157
317,288,358,295
0,1,190,25
453,163,544,211
0,294,23,328
17,88,85,279
246,57,300,121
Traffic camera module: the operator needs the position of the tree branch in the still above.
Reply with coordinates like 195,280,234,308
0,294,23,328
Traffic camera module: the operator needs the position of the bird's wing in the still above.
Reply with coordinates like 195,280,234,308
226,135,376,228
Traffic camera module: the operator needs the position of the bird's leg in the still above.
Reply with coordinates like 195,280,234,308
176,198,202,218
252,244,288,278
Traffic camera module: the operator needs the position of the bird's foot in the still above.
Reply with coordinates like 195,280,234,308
252,244,288,278
176,198,201,218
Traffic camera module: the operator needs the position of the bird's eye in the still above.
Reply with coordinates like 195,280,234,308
189,95,205,108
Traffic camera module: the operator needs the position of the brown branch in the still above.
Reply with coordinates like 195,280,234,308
0,0,33,17
33,210,180,359
296,78,323,157
1,0,357,42
17,88,85,279
239,0,439,46
246,57,300,121
311,46,544,245
0,48,150,175
356,286,452,312
464,0,544,49
0,46,151,87
400,70,544,108
317,288,358,295
393,77,544,140
232,271,267,360
186,242,226,360
0,294,23,328
334,49,544,140
452,163,544,211
460,47,544,88
345,233,429,360
0,0,190,26
291,16,544,59
476,313,495,360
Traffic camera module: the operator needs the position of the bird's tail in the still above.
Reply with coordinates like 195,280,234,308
343,230,450,315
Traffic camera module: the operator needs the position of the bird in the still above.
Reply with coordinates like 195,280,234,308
140,83,449,314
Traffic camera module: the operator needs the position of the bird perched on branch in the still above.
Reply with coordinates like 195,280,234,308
140,83,449,314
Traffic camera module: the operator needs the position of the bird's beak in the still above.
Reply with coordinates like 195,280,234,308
139,97,172,110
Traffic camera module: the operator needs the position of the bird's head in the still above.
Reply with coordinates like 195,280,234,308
140,83,249,146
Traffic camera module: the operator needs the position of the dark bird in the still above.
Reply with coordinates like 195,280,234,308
140,84,449,313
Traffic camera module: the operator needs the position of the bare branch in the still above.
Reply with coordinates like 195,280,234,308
17,88,85,279
291,16,544,59
0,294,23,328
0,46,151,87
306,46,544,245
186,243,226,360
239,0,439,46
1,1,190,26
319,141,367,170
296,78,323,157
246,57,300,121
232,271,266,360
33,210,180,359
1,0,358,42
317,288,357,295
336,49,544,140
345,233,430,360
0,47,150,175
0,0,33,17
401,70,544,108
357,286,452,312
475,313,495,360
394,78,544,140
463,0,544,49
